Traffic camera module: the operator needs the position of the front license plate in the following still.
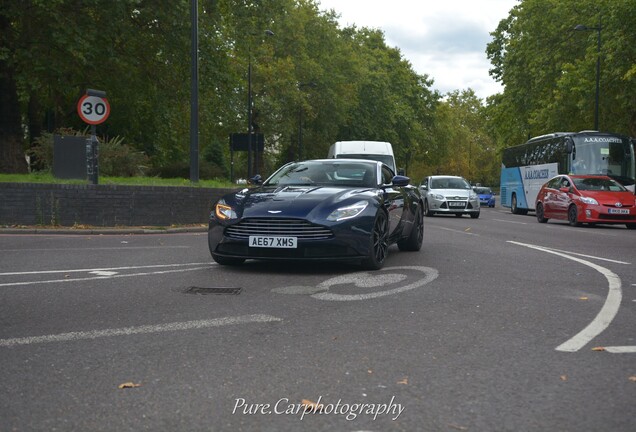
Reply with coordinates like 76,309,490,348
448,201,465,208
608,208,629,214
249,236,297,248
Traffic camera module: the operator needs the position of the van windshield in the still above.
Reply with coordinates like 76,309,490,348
335,154,395,172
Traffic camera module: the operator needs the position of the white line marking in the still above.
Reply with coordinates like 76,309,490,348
89,271,119,276
0,262,210,277
604,346,636,353
533,246,630,265
0,266,211,287
508,241,622,352
492,218,528,225
0,314,282,347
0,246,191,252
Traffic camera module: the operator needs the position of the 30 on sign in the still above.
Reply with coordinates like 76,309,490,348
77,94,110,125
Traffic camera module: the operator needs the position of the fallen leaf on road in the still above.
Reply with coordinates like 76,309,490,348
591,347,605,352
397,377,408,385
118,382,141,389
560,375,568,381
629,376,636,382
579,296,589,300
301,399,323,412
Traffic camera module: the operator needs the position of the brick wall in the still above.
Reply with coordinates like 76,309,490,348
0,183,238,227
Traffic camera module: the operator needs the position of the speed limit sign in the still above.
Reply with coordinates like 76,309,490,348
77,94,110,125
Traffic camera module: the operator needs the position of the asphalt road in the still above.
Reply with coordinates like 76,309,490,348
1,206,635,432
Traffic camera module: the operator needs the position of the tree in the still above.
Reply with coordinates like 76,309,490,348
487,0,636,146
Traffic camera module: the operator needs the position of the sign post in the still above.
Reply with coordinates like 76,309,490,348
77,89,110,185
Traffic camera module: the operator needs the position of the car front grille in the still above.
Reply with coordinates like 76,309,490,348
225,218,333,240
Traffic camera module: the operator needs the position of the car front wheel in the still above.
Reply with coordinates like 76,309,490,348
536,203,548,223
424,200,435,217
568,205,581,227
361,210,389,270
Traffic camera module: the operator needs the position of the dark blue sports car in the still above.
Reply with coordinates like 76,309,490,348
208,159,424,270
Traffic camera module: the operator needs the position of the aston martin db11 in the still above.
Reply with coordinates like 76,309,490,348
208,159,424,269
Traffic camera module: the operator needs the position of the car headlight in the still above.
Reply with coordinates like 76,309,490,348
214,199,237,220
469,192,478,200
431,194,445,200
327,200,368,221
579,197,598,205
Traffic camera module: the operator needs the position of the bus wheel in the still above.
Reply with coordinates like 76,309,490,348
568,205,581,227
511,194,519,214
536,203,548,223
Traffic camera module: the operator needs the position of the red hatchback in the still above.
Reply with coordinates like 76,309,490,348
535,175,636,229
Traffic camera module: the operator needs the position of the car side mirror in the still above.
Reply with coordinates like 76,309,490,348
248,174,262,185
392,175,410,187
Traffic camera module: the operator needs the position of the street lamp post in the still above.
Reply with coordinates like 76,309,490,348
247,29,274,179
574,15,602,131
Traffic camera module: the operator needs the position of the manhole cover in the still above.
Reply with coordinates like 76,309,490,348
185,286,242,295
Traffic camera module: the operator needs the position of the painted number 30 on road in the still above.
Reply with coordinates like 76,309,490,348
77,94,110,125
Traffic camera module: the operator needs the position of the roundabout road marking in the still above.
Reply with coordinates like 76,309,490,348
508,241,627,353
273,266,438,301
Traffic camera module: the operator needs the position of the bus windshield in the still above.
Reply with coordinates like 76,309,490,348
570,135,635,187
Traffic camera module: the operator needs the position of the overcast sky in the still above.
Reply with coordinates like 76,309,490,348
316,0,518,99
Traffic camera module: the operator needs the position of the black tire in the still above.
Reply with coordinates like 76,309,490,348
398,206,423,251
511,194,519,214
424,200,435,217
361,211,389,270
212,254,245,266
626,224,636,230
455,213,463,217
470,211,480,219
536,203,548,223
568,205,581,227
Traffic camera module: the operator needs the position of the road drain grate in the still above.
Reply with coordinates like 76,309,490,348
185,286,242,295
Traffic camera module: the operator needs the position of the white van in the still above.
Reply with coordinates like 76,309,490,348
328,141,398,174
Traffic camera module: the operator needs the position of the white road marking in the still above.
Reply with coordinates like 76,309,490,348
492,218,528,225
311,266,439,301
0,314,282,347
89,271,119,276
0,266,212,287
603,346,636,353
0,246,191,252
508,241,622,352
0,262,210,277
532,246,630,265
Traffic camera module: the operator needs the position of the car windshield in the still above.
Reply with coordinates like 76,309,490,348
265,161,377,187
431,177,470,189
474,187,492,194
573,177,627,192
